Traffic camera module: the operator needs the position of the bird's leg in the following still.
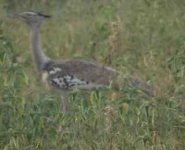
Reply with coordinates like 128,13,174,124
61,94,69,114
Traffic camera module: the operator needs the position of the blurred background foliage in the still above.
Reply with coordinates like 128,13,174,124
0,0,185,149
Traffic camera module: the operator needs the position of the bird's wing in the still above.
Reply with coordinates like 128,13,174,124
42,59,117,90
62,60,117,84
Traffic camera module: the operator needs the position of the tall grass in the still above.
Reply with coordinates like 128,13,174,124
0,0,185,149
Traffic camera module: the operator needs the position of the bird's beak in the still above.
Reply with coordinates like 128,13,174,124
6,12,26,20
6,12,19,19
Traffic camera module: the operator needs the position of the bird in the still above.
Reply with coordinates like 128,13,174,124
14,11,118,113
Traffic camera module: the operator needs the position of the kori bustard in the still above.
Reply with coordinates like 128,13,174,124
15,11,117,112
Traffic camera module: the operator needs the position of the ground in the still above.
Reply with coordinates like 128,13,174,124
0,0,185,149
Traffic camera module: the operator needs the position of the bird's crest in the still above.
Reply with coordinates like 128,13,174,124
21,11,51,18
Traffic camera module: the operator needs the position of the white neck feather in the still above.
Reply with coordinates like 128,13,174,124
30,25,50,71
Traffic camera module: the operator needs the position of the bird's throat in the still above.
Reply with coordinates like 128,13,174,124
30,26,49,72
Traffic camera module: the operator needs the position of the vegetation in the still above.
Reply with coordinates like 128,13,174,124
0,0,185,149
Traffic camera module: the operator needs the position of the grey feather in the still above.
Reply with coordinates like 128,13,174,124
43,60,117,90
15,11,154,97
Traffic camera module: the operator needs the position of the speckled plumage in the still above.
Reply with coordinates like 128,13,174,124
42,60,117,91
15,11,117,92
15,11,154,113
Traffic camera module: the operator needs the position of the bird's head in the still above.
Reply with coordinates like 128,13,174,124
17,11,51,27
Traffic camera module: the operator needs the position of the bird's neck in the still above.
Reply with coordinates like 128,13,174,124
30,25,50,72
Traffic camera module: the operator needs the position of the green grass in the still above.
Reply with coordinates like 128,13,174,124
0,0,185,149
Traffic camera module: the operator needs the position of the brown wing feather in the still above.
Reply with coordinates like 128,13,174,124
62,60,117,85
45,59,117,86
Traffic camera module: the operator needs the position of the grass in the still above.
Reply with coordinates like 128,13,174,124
0,0,185,149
